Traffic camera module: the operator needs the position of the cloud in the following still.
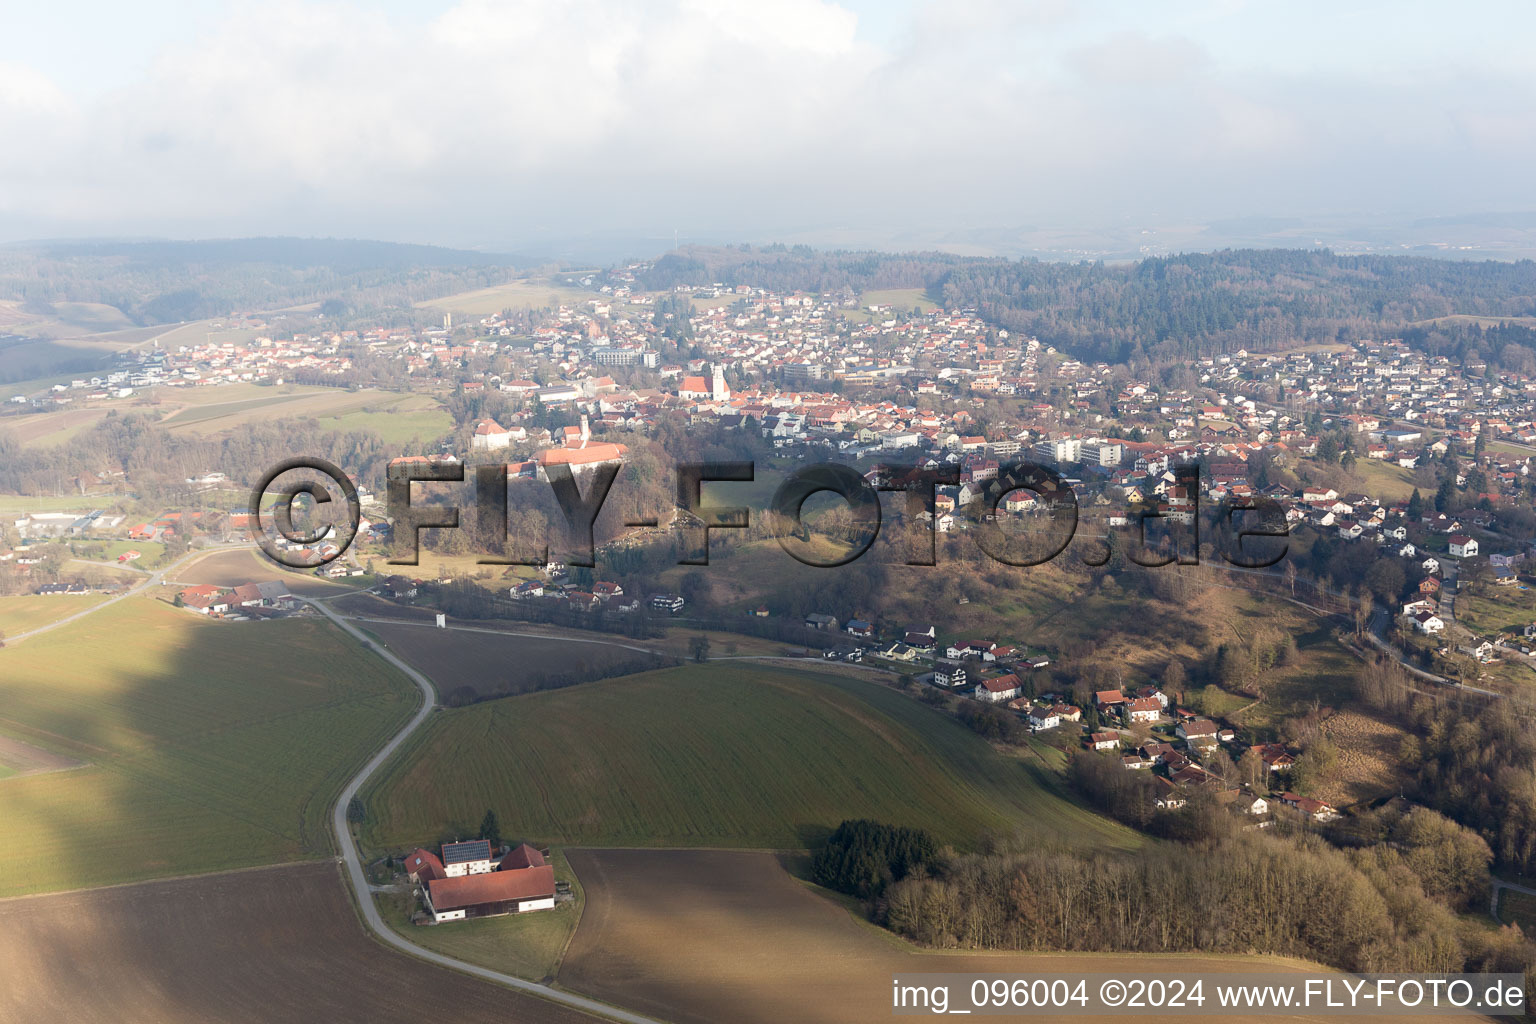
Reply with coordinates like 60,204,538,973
1,0,1534,246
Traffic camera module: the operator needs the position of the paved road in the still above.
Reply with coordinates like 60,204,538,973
1491,877,1536,920
4,542,243,646
334,609,882,670
309,598,667,1024
340,614,665,658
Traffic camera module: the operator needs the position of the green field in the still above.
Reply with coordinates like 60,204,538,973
50,302,135,331
314,393,452,446
71,539,167,567
361,663,1141,853
1499,888,1536,933
1349,458,1420,501
0,337,125,384
0,594,110,636
861,288,938,312
839,288,939,323
1456,584,1536,636
0,597,418,896
0,494,113,514
374,847,584,981
158,384,363,433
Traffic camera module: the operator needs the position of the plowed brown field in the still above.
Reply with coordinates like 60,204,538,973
0,861,599,1024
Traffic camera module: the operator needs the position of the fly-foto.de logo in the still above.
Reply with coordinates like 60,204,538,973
248,457,1288,572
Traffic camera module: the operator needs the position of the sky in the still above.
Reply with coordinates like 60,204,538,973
2,0,1535,254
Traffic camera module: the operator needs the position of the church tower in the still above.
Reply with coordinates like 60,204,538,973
711,364,729,401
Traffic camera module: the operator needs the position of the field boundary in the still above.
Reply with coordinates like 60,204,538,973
0,858,320,905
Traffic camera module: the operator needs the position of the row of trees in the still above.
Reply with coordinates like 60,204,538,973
880,830,1532,981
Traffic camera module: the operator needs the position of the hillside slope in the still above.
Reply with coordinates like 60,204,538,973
361,663,1140,852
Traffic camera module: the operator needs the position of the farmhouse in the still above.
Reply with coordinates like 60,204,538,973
1253,742,1295,772
1154,781,1187,810
1088,731,1120,751
1412,610,1445,634
1122,696,1162,724
1176,719,1220,746
411,840,557,923
974,673,1021,702
1094,690,1128,711
1279,792,1340,822
178,584,228,615
1026,705,1060,731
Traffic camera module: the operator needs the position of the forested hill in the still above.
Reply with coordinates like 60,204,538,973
0,237,524,325
641,245,1536,366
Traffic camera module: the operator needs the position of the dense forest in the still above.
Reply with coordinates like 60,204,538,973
880,827,1533,981
639,244,1536,366
0,238,526,325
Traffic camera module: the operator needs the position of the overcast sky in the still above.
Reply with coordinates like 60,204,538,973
2,0,1534,253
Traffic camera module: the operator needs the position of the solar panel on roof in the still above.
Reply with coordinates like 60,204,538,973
442,839,492,864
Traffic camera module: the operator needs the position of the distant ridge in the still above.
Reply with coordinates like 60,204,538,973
0,236,508,272
0,237,530,327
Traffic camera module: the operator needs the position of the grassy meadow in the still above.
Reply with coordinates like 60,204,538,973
1500,887,1536,934
1348,457,1421,501
361,662,1141,853
311,392,451,446
0,594,111,637
837,288,939,324
0,597,418,896
0,493,118,514
1456,583,1536,637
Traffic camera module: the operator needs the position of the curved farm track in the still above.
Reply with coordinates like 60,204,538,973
0,862,600,1024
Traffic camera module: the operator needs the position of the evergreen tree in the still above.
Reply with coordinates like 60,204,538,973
1435,476,1456,514
480,809,501,849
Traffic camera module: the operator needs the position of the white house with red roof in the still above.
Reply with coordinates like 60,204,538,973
470,418,513,451
974,673,1021,703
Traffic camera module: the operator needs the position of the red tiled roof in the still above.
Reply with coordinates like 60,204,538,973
426,865,556,911
499,843,547,870
405,848,444,881
536,443,627,467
